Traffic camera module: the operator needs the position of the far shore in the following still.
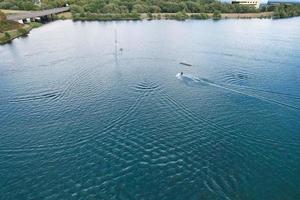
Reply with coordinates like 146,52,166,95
65,11,276,21
56,11,274,20
0,9,292,45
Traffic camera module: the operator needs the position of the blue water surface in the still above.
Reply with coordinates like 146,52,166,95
0,18,300,199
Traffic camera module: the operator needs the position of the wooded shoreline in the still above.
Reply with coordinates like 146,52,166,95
0,8,297,45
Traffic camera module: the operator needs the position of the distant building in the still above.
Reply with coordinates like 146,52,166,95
231,0,261,8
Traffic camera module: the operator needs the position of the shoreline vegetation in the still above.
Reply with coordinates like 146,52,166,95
0,21,41,44
1,0,300,44
69,11,274,21
0,11,41,44
0,0,299,19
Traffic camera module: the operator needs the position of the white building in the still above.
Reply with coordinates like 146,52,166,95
231,0,261,8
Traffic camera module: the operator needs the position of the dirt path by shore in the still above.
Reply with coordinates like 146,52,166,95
219,12,274,19
141,12,274,19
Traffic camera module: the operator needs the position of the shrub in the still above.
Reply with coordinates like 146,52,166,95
30,22,42,28
147,12,153,20
52,14,59,20
273,5,300,19
17,28,27,35
70,5,84,14
212,10,222,20
168,12,188,20
191,13,209,20
4,32,11,39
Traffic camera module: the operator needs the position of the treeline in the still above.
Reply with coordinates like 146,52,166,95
64,0,259,14
272,4,300,18
0,0,259,13
0,0,39,10
41,0,262,21
1,0,299,20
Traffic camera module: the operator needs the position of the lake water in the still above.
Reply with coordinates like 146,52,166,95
1,18,300,199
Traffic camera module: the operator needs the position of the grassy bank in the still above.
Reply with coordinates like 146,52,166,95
0,22,41,44
57,12,72,20
72,12,141,21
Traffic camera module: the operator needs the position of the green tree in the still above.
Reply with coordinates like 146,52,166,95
119,5,129,13
0,1,16,9
149,5,161,13
186,1,200,13
132,4,148,13
101,3,120,13
70,5,84,14
17,28,27,35
160,2,182,13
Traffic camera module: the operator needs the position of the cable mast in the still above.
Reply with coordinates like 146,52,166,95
114,28,119,66
114,29,118,56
